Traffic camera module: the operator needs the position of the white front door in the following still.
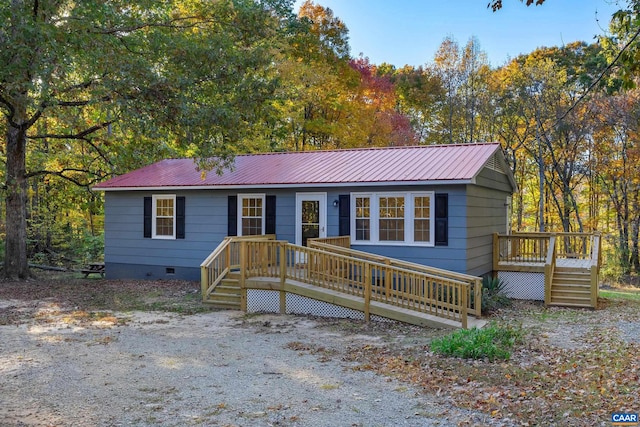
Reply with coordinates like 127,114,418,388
295,193,327,247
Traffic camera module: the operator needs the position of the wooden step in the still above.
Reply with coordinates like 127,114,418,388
548,300,594,309
203,299,241,310
218,281,241,293
552,272,590,281
208,292,241,303
551,283,590,292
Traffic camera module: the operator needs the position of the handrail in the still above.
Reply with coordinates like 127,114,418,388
590,233,600,307
200,235,277,299
241,240,470,328
543,235,557,305
309,240,482,317
200,238,232,299
308,235,351,249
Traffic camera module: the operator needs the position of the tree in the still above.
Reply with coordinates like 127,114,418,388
488,0,545,11
592,90,640,275
0,0,287,278
383,64,444,144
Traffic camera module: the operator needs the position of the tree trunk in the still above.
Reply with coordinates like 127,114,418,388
5,118,29,279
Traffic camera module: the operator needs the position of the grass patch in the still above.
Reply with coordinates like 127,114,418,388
430,322,523,361
600,288,640,301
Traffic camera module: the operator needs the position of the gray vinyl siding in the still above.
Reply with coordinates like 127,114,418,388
104,189,304,280
475,166,513,193
350,185,469,274
104,176,514,280
105,190,226,280
465,167,513,276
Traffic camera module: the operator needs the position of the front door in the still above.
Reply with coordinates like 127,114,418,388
295,193,327,247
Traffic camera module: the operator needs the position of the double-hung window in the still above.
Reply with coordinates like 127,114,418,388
354,196,371,241
351,192,434,246
152,195,176,239
239,194,265,236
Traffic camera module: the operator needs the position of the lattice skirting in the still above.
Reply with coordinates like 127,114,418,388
498,271,545,301
247,290,390,322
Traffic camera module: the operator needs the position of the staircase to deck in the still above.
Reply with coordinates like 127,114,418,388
206,272,241,310
549,267,593,308
201,236,484,329
495,232,601,309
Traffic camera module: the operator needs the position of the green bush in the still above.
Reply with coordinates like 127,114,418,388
481,275,511,315
430,322,523,361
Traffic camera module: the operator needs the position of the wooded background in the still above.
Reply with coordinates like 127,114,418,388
2,0,640,281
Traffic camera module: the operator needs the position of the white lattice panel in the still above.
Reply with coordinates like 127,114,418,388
247,290,393,322
499,271,544,301
247,290,280,313
286,293,365,320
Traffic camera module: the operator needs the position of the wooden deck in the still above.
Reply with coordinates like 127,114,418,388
494,232,601,308
498,257,591,272
201,236,484,329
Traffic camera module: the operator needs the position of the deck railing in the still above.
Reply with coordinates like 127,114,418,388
494,232,601,308
494,232,598,267
308,240,482,317
203,237,473,328
200,234,276,300
308,235,351,249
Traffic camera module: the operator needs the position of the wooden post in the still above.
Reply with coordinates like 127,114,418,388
280,242,287,314
474,278,482,317
460,284,468,329
240,241,247,312
590,233,600,309
385,259,391,301
544,235,556,306
200,265,208,302
492,233,500,272
363,261,371,322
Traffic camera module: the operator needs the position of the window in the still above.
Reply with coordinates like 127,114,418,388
355,196,370,241
239,194,265,236
379,196,405,241
153,195,176,239
413,196,431,242
351,192,434,246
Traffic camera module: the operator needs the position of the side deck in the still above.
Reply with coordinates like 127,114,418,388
493,232,601,308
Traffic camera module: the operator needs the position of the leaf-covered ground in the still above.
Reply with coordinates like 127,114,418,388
1,273,638,426
330,298,640,427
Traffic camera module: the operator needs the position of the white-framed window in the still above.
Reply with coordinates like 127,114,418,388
152,194,176,239
413,195,431,242
350,192,434,246
239,194,265,236
379,195,405,242
354,195,371,241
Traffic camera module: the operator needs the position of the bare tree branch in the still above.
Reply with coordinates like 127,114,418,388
26,167,107,187
28,120,116,140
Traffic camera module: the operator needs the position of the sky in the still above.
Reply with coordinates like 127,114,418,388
293,0,622,67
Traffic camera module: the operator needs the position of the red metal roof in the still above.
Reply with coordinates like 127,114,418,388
93,143,505,190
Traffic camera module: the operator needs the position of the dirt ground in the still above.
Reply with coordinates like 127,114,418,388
0,273,639,427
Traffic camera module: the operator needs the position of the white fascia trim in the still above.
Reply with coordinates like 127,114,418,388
93,179,473,192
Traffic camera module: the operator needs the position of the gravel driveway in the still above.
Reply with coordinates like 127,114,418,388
0,305,499,427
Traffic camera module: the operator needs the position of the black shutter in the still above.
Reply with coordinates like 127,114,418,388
143,197,152,238
435,193,448,246
176,196,185,239
338,194,350,236
227,195,238,236
265,195,276,235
